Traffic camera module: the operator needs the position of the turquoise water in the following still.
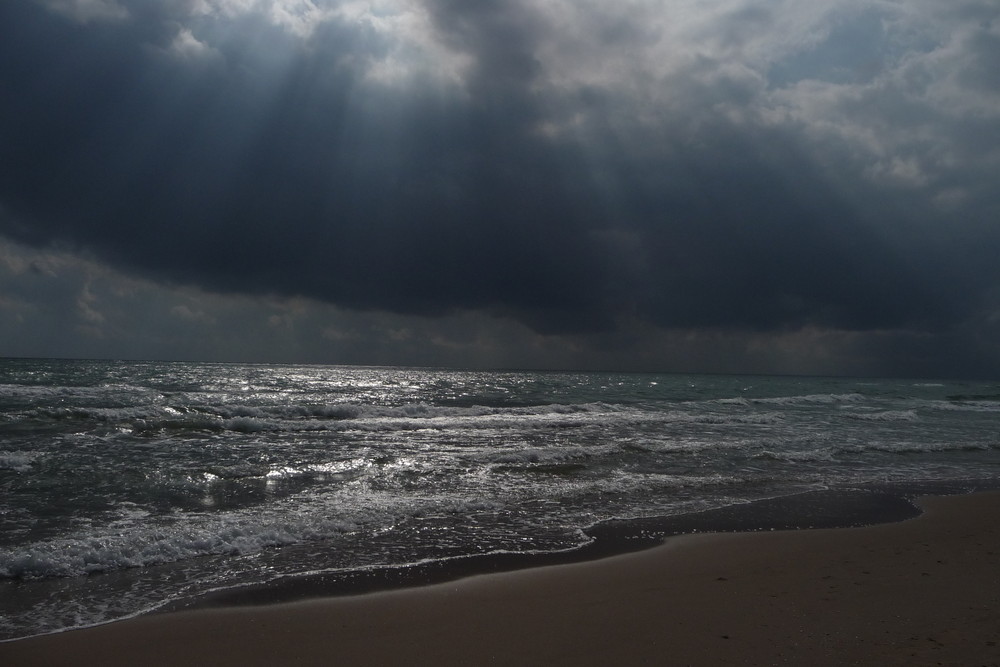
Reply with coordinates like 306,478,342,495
1,359,998,639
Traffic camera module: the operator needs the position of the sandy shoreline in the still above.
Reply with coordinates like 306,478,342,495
4,492,999,666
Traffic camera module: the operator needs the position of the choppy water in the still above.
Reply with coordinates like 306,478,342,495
1,358,998,639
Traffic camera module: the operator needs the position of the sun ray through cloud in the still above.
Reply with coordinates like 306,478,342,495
0,0,998,376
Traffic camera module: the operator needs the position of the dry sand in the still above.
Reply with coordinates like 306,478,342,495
3,492,999,666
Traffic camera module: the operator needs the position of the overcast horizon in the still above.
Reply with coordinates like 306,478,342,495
2,1,999,379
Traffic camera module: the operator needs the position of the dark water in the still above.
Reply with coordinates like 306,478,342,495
1,359,998,639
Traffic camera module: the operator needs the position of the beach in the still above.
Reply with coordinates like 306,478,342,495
4,491,998,666
9,364,999,641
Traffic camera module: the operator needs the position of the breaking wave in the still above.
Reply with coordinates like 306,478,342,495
0,450,44,473
845,410,919,422
0,514,360,580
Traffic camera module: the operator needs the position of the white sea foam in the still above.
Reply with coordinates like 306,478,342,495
845,409,919,422
753,448,836,463
87,401,629,436
715,397,752,406
923,399,1000,413
0,514,359,579
751,393,867,406
491,446,596,466
642,409,785,427
0,383,161,405
836,439,996,455
689,412,785,425
0,384,79,399
261,461,373,481
0,450,43,473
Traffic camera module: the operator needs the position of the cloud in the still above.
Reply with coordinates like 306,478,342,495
2,234,999,377
165,26,221,61
1,0,998,375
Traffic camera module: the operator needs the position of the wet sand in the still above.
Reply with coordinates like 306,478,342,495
4,492,999,666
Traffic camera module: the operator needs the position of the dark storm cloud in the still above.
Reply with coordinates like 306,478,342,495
2,0,999,349
1,0,610,332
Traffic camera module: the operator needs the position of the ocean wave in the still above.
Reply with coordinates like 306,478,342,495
844,410,919,422
687,412,785,425
143,456,426,496
595,471,766,497
644,409,785,426
924,399,1000,413
303,401,616,420
145,465,268,488
0,383,162,404
33,405,171,424
752,448,836,463
263,459,373,481
491,446,599,467
39,400,633,436
0,515,359,579
836,440,997,455
0,383,83,399
220,416,282,433
715,397,752,406
0,450,44,473
750,393,867,406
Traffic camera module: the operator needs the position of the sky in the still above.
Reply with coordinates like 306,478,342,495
1,0,999,378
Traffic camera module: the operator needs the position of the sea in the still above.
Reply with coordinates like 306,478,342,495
1,358,998,641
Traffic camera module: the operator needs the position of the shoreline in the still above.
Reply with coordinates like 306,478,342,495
4,489,1000,665
173,479,990,610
